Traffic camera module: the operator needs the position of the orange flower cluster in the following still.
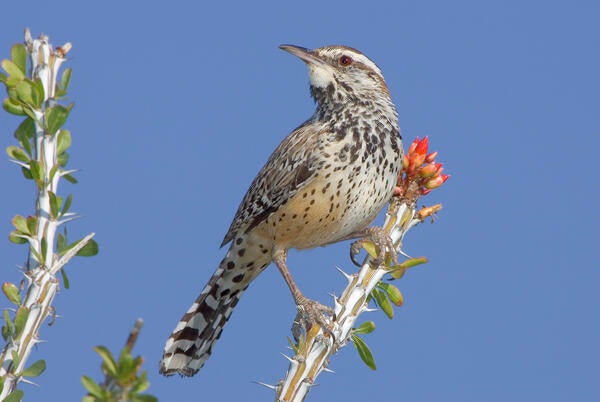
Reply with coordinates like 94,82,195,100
395,136,449,199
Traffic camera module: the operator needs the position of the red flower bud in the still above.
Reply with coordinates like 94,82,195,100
419,163,438,178
425,175,445,189
402,155,409,170
409,153,426,169
425,151,438,163
407,138,419,155
414,136,429,155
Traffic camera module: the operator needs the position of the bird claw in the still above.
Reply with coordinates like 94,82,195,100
350,227,398,267
292,297,335,342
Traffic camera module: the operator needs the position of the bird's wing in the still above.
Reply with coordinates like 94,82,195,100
221,119,326,247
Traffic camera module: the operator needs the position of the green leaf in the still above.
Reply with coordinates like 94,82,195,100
61,194,73,215
388,266,406,280
61,68,72,93
14,306,29,338
352,334,376,370
40,237,48,262
14,117,34,156
30,247,43,263
132,395,158,402
4,389,24,402
389,257,428,279
57,232,67,254
22,104,38,121
131,371,150,393
286,336,299,354
0,71,6,83
3,309,14,340
44,105,70,134
21,359,46,377
21,166,33,180
49,164,60,182
391,256,428,271
31,78,45,107
1,59,25,80
2,283,21,305
56,129,71,154
378,282,404,306
48,191,60,219
2,326,11,341
372,288,394,319
15,81,35,106
3,98,26,116
10,44,27,75
11,215,29,235
354,321,376,335
63,173,77,184
57,151,69,167
361,240,379,259
117,351,136,383
94,346,118,377
29,159,43,181
6,145,29,162
11,350,20,369
8,231,28,244
81,375,103,398
26,216,37,235
76,239,99,257
60,269,70,289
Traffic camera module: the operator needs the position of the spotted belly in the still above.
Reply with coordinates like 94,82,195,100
253,171,394,250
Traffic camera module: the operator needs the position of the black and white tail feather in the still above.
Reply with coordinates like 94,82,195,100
159,244,269,376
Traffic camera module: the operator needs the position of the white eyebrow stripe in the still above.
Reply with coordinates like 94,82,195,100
317,47,384,77
351,53,382,76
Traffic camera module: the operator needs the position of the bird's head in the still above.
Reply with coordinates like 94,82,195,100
280,44,391,107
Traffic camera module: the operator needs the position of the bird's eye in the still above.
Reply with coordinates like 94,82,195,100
339,55,353,66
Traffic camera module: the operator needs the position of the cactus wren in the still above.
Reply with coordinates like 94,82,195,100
160,44,403,376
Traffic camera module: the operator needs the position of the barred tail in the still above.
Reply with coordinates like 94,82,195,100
160,242,271,376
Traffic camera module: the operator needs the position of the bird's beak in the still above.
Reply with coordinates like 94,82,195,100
279,44,327,67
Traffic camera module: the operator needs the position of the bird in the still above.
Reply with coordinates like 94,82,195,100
160,44,403,377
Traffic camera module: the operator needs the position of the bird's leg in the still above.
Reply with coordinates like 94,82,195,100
273,249,334,341
350,226,399,267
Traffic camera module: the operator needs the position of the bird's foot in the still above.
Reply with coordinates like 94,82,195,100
350,226,398,267
291,296,335,342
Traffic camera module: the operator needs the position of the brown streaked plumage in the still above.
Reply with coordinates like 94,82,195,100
160,44,403,377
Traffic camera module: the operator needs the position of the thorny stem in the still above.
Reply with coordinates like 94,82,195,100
0,30,94,399
274,195,441,402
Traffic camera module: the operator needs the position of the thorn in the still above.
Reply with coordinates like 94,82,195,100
20,378,38,386
253,381,278,390
335,266,353,282
280,353,295,363
362,307,378,313
58,214,81,225
333,297,341,310
322,367,336,374
60,169,80,175
302,378,318,387
24,28,32,45
8,160,29,168
398,249,412,259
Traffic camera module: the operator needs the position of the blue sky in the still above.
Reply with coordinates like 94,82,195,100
1,1,599,401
